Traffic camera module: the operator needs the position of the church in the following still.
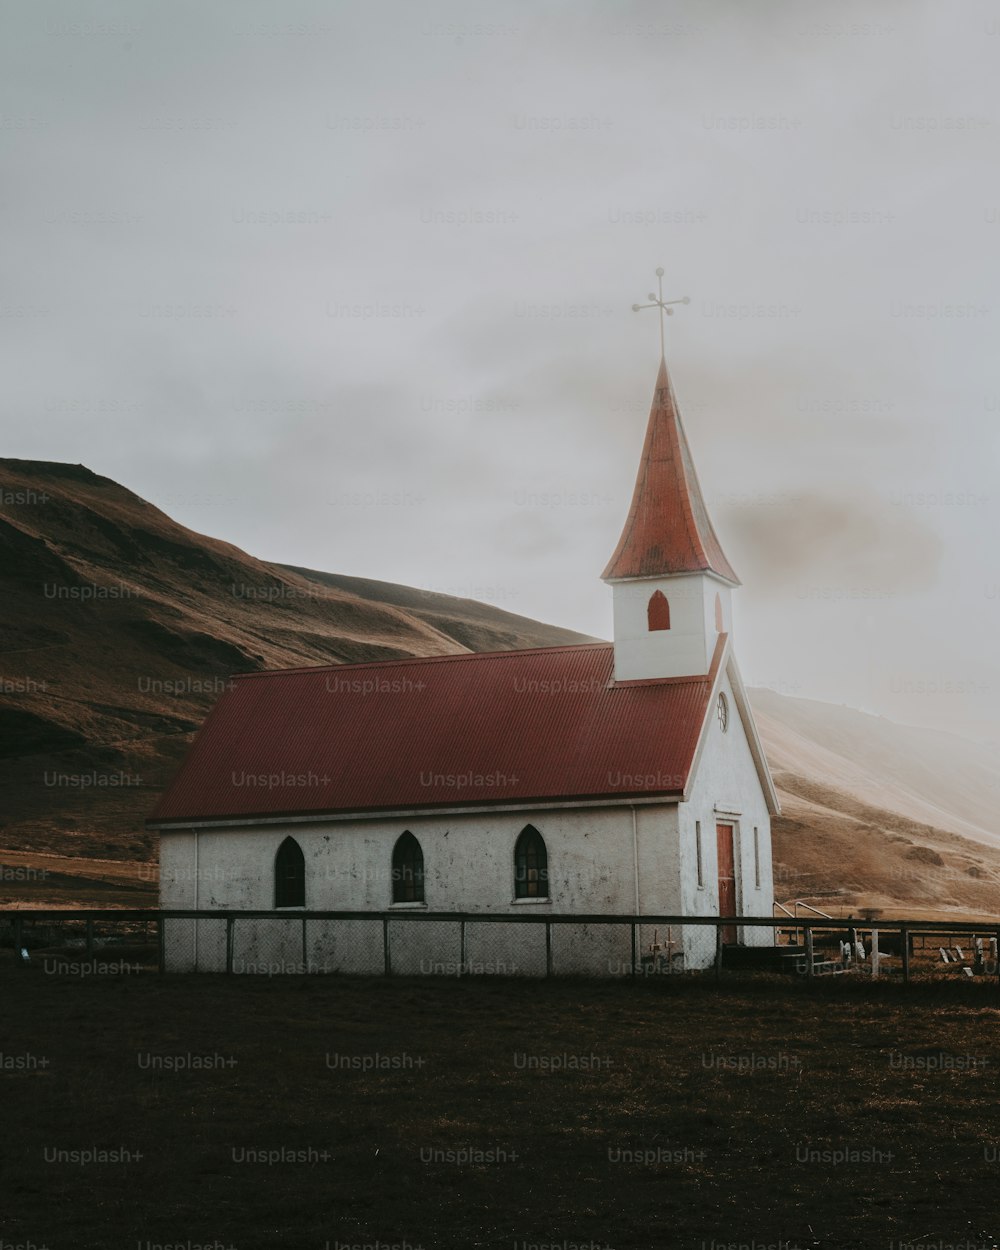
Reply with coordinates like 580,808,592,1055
150,336,780,975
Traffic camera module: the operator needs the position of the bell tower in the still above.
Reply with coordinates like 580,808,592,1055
603,308,739,682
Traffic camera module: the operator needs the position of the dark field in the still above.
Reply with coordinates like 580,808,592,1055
4,965,1000,1250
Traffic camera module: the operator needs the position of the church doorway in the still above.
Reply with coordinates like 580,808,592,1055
716,823,738,944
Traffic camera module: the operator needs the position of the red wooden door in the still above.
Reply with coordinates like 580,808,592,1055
716,823,738,944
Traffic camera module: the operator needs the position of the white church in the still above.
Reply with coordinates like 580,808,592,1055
150,343,780,975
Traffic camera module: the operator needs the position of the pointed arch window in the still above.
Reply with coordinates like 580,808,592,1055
391,831,425,904
514,825,549,899
647,590,671,632
274,836,305,909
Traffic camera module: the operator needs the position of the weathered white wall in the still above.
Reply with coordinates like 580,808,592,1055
610,574,732,681
678,665,775,965
160,802,684,975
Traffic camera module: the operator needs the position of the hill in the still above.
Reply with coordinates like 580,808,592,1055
1,457,998,916
753,690,1000,919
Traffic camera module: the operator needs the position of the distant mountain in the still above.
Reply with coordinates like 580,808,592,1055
2,458,998,917
752,690,1000,919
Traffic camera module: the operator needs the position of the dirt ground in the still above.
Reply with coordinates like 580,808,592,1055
4,962,1000,1250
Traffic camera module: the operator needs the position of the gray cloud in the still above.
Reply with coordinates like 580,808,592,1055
723,492,945,594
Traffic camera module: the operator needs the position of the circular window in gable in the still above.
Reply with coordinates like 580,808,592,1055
717,692,729,733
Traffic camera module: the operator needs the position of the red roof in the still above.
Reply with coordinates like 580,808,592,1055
602,356,739,584
149,642,723,826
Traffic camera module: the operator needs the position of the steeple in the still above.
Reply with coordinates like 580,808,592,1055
602,355,738,585
604,352,738,683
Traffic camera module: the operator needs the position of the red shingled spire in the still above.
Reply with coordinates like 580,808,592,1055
602,355,739,584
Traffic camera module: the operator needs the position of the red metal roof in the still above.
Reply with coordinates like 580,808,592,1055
602,356,739,584
148,643,718,825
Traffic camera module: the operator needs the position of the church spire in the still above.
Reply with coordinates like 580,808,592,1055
602,353,739,585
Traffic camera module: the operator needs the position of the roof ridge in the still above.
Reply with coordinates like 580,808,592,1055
231,640,614,680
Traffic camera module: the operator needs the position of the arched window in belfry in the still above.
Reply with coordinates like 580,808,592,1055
647,590,670,632
715,593,724,633
274,836,305,909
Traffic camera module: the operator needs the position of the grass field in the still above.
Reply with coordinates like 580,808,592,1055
5,963,1000,1250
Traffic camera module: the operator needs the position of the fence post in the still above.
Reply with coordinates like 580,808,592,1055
226,917,234,975
459,918,466,978
630,922,637,979
383,917,391,977
545,920,552,977
871,929,880,979
804,927,814,978
714,923,723,982
901,926,910,984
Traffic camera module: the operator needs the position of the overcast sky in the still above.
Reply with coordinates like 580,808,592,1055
3,0,999,743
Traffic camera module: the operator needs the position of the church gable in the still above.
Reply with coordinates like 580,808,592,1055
682,637,780,817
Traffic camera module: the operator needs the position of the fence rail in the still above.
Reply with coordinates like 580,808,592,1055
3,908,1000,983
8,907,1000,930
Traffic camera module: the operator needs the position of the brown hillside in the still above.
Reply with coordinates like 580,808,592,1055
751,689,1000,920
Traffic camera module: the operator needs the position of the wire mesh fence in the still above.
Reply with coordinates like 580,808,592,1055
4,910,1000,983
191,915,722,978
0,911,160,975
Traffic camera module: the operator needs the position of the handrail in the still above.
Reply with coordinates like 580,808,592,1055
796,901,834,920
778,899,834,921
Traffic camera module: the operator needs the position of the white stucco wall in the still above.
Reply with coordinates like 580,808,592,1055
159,802,686,976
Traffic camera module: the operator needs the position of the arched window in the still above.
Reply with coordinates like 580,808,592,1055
391,831,425,904
714,593,723,633
274,836,305,908
647,590,670,632
514,825,549,899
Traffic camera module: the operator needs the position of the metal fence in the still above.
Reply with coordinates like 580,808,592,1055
5,909,1000,982
0,911,160,976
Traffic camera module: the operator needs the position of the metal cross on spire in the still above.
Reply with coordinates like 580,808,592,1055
632,268,690,357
